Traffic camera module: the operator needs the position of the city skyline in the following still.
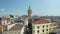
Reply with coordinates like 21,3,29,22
0,0,60,16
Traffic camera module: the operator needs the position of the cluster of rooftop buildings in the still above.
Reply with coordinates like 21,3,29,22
0,15,25,34
0,6,60,34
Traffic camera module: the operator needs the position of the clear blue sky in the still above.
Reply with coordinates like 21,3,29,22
0,0,60,16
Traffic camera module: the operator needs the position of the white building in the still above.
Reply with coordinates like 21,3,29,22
32,18,58,34
32,23,52,34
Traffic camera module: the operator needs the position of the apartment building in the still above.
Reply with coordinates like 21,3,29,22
32,17,58,34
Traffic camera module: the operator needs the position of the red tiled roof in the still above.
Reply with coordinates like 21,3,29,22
9,24,23,31
1,17,11,23
0,25,3,32
1,16,10,21
1,17,7,21
34,18,48,24
32,16,49,24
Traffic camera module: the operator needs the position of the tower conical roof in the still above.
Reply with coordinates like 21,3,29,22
28,5,32,18
28,5,31,10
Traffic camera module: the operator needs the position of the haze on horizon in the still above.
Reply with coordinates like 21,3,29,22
0,0,60,16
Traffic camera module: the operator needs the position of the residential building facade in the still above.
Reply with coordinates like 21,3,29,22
32,17,58,34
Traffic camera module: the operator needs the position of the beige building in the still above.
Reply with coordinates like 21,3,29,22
32,18,58,34
32,23,52,34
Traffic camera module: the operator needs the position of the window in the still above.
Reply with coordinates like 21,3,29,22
37,26,39,29
49,28,51,31
46,29,48,31
46,25,48,27
37,30,39,33
4,22,5,25
42,29,44,32
42,26,44,28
